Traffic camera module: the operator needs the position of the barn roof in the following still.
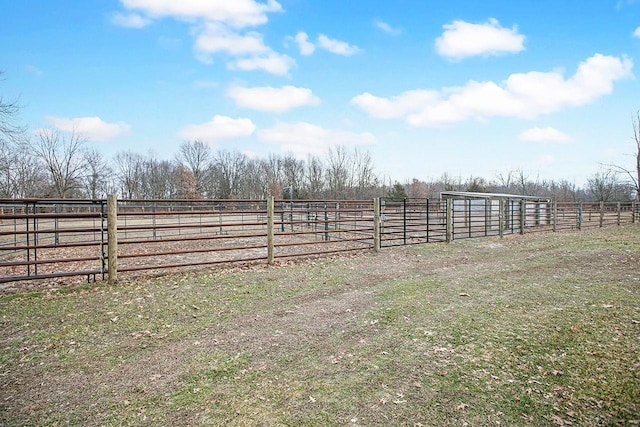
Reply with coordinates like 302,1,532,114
439,191,551,202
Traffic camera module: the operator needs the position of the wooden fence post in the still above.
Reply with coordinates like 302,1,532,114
373,198,380,252
267,196,274,265
519,200,526,235
498,199,505,238
552,200,557,232
617,202,621,226
599,201,605,227
446,198,453,243
577,202,583,230
633,201,637,223
107,194,118,285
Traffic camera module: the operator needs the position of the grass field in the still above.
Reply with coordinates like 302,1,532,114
1,225,639,426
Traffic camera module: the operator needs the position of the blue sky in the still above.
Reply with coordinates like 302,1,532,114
1,0,639,186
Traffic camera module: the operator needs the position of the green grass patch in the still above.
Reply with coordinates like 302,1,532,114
1,225,639,426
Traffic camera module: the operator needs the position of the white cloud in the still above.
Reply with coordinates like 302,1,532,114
194,23,268,58
191,23,295,75
258,122,376,157
351,90,440,119
119,0,283,28
435,18,525,60
227,85,320,113
111,12,152,28
634,26,640,38
294,31,315,55
374,20,401,36
352,54,633,126
177,115,256,143
46,116,130,141
519,126,573,143
117,0,291,75
230,52,295,75
317,34,361,56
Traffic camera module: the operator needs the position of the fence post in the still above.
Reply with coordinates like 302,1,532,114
107,194,118,285
403,198,407,245
498,199,505,238
617,202,621,226
577,202,583,230
599,201,605,227
267,196,274,265
552,200,557,232
446,198,453,243
373,198,380,252
519,199,526,235
633,201,637,223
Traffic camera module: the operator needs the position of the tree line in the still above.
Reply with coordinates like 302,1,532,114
1,73,638,202
1,129,636,202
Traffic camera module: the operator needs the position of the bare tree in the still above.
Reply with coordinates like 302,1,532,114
281,154,306,198
12,147,46,197
465,176,488,193
407,178,433,198
30,129,87,198
82,148,113,199
351,148,378,198
212,150,247,198
173,165,198,199
602,111,640,200
305,155,325,199
548,179,578,202
140,156,176,199
495,170,516,193
586,169,632,202
114,151,144,199
176,140,211,197
0,71,26,145
325,146,353,199
239,159,266,199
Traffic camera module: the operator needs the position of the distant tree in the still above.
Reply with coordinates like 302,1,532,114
352,148,379,198
114,151,144,199
305,155,325,199
439,172,462,192
586,169,631,202
325,146,352,199
82,148,113,199
0,71,25,145
212,150,247,198
140,155,176,198
407,178,432,198
548,179,579,202
281,154,306,199
176,140,211,197
173,165,199,199
0,71,39,197
465,176,488,193
30,129,87,198
605,111,640,200
387,181,408,201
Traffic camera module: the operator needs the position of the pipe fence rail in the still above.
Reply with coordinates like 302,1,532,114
0,196,637,285
0,198,107,283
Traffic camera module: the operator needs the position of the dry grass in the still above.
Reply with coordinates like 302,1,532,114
1,225,639,426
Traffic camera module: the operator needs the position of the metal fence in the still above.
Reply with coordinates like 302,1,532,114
0,199,107,283
0,197,637,285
